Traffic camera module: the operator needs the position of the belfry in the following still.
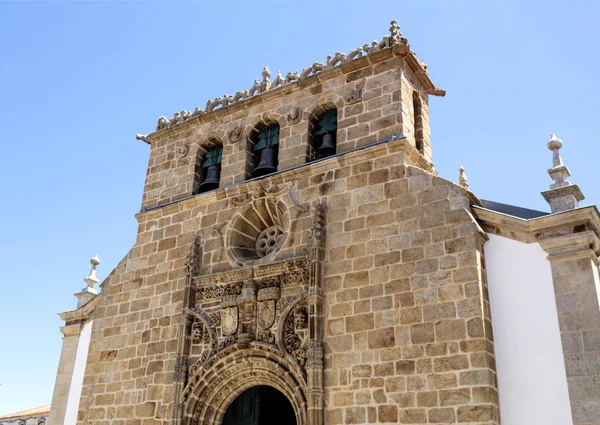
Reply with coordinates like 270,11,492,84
48,20,600,425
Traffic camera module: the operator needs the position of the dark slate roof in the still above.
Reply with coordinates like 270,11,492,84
480,199,549,220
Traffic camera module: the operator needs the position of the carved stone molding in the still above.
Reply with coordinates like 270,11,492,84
175,144,189,159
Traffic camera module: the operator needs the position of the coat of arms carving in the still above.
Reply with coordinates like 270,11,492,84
221,307,238,336
257,300,276,330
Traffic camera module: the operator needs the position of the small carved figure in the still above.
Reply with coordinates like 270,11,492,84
271,70,284,88
378,35,390,50
179,110,191,123
346,46,364,62
294,306,308,330
219,94,234,108
362,40,379,55
248,79,261,96
345,87,363,105
286,108,302,125
285,71,300,83
156,116,168,131
327,51,346,68
206,97,222,113
301,62,325,78
135,134,149,143
191,107,204,117
168,112,180,128
233,90,249,102
228,126,243,143
191,322,203,344
260,66,271,93
389,20,401,45
175,144,189,159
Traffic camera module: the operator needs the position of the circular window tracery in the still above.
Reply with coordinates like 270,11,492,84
228,198,288,263
256,225,284,257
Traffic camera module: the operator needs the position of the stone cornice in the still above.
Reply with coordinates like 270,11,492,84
473,205,600,255
58,294,100,323
144,45,444,144
135,135,430,222
538,231,600,262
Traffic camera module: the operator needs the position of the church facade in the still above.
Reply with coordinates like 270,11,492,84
48,21,600,425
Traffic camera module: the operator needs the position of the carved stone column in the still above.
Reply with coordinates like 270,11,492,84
306,203,325,425
540,230,600,425
48,323,83,425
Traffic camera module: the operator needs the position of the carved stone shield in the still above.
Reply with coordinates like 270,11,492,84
221,307,238,336
257,300,275,330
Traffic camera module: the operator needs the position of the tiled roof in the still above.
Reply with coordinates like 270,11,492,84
0,404,50,419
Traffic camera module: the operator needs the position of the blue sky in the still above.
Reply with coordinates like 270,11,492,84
0,1,598,415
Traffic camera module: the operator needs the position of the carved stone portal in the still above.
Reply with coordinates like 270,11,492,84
177,201,325,425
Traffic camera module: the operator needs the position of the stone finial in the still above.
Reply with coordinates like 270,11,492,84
459,166,469,189
75,255,100,308
542,134,584,213
390,20,402,45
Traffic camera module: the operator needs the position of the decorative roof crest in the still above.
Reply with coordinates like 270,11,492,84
148,20,442,135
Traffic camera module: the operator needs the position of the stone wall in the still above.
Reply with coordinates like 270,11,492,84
141,49,432,211
76,133,499,424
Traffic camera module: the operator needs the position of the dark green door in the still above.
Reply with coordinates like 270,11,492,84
222,386,260,425
222,386,296,425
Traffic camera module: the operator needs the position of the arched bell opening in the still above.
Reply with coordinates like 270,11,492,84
221,385,297,425
247,124,280,179
194,140,224,194
307,106,338,162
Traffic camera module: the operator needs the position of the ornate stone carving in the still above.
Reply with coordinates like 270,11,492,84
257,299,276,330
346,46,364,61
282,301,309,367
221,307,238,336
156,116,168,130
217,335,236,351
135,134,149,143
301,61,324,78
228,126,243,143
294,306,308,330
191,322,203,344
149,20,433,139
260,66,271,93
195,286,223,302
326,52,346,68
286,107,302,124
345,84,364,105
310,202,325,247
174,355,189,382
175,144,189,159
186,233,202,276
255,226,284,258
209,312,221,327
249,79,260,96
283,267,310,286
272,70,285,88
257,330,275,344
285,71,300,83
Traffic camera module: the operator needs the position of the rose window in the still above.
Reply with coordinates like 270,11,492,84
228,197,288,263
256,226,284,257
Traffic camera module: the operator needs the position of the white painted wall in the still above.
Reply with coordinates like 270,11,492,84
485,234,572,425
63,321,92,425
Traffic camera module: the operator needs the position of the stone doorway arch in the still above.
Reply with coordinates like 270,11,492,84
182,345,307,425
222,385,296,425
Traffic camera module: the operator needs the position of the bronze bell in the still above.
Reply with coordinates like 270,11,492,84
318,132,336,157
199,164,221,192
251,147,278,178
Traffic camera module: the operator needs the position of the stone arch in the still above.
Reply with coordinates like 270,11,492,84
182,344,307,425
194,130,226,194
244,112,287,180
306,98,343,162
